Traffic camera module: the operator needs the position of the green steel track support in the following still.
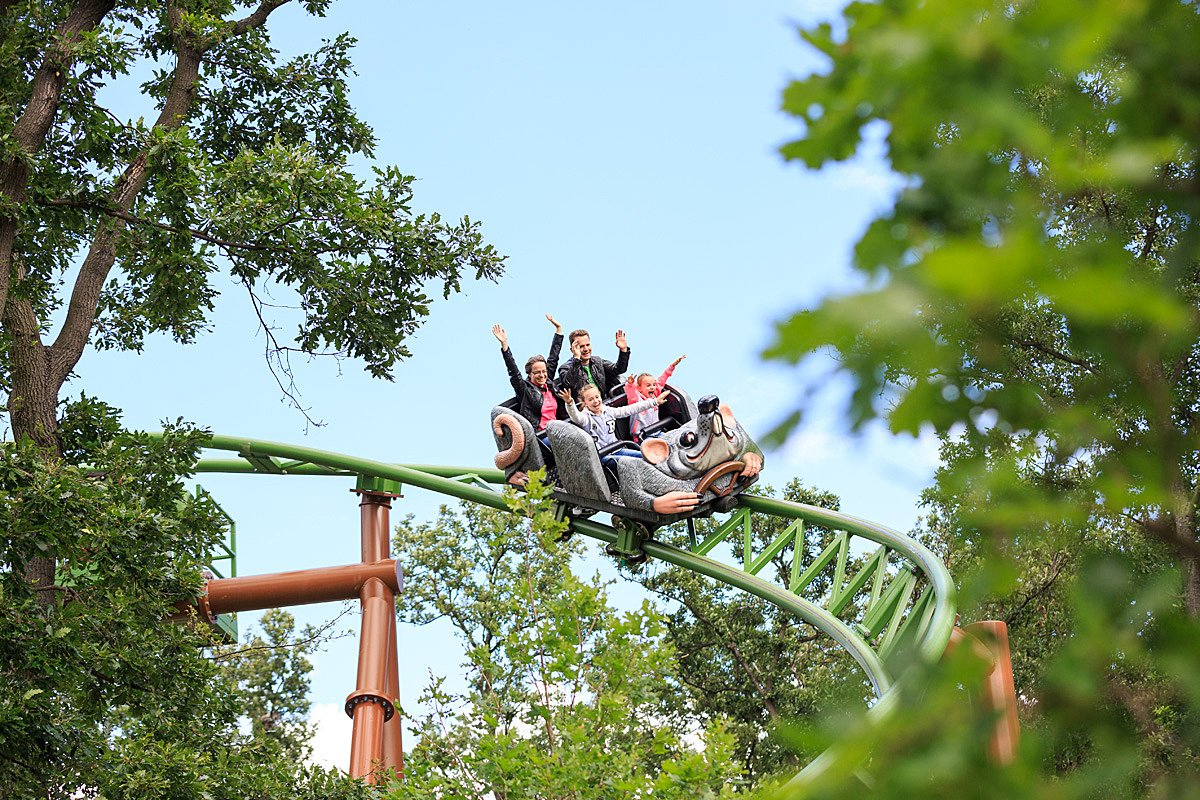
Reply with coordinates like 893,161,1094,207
193,484,238,642
180,433,957,785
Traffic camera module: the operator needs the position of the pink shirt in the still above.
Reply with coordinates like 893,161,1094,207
624,362,677,438
538,386,558,431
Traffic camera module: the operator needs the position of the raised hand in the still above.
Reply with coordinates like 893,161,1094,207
491,324,507,349
556,388,573,403
615,329,628,351
654,390,673,406
546,313,562,334
671,354,686,368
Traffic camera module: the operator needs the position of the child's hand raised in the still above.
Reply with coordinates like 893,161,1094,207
556,388,573,403
654,390,672,406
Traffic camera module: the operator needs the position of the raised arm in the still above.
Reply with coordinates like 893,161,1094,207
608,393,662,419
493,324,523,391
609,328,631,381
658,354,685,387
558,388,584,425
545,314,565,376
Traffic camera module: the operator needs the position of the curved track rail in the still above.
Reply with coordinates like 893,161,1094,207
194,434,957,783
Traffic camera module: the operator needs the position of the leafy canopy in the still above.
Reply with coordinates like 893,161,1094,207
765,0,1200,795
1,1,504,423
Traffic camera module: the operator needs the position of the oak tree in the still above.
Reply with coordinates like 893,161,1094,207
1,0,503,591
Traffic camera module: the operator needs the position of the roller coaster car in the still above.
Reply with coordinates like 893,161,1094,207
490,387,763,563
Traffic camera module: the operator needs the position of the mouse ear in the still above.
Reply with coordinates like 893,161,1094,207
641,437,670,465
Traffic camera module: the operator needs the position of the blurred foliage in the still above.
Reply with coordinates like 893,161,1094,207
766,0,1200,795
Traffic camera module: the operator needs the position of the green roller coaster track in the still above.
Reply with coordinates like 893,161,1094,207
193,433,958,787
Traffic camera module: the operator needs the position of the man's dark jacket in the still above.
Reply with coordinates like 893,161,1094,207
557,347,631,399
500,332,566,429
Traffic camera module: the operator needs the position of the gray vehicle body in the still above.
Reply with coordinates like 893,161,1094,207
490,388,760,518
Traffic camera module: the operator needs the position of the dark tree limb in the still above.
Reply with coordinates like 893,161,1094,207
0,0,117,321
228,0,291,38
1009,335,1097,373
1004,550,1070,627
47,0,292,388
40,197,283,254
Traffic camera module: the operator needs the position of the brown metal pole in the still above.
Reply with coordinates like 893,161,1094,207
965,620,1020,765
347,579,394,781
200,560,402,615
346,491,402,783
360,491,392,563
382,603,404,775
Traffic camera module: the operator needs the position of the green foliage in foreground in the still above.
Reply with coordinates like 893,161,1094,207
767,0,1200,794
0,403,365,799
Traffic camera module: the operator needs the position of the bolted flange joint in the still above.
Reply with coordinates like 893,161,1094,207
344,689,395,722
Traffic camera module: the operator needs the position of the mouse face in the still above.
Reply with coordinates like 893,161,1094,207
641,398,749,480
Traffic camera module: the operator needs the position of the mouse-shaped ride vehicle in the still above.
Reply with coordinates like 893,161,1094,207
490,387,763,562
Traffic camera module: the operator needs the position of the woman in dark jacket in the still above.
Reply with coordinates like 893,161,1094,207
492,314,567,433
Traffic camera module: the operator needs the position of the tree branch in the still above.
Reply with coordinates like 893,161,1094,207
46,0,297,390
210,606,352,662
1137,211,1161,262
41,197,283,254
48,15,205,386
1009,335,1097,373
0,0,117,321
239,276,327,431
1004,550,1070,626
228,0,292,38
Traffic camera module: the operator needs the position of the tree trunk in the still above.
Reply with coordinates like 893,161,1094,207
4,264,64,601
3,12,201,604
0,0,116,320
1183,515,1200,618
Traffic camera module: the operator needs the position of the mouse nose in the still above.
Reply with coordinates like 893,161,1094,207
698,395,719,414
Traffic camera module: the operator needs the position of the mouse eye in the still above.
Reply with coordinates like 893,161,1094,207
680,431,697,448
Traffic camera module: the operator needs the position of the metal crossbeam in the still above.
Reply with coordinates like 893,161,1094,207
693,507,750,556
829,545,888,616
240,451,283,474
745,519,804,577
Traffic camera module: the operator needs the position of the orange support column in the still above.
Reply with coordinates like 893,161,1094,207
964,620,1020,765
347,580,394,780
383,605,404,775
347,490,403,782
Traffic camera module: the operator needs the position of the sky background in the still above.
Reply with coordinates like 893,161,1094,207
30,0,941,770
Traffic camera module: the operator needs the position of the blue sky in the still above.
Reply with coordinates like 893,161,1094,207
37,1,942,769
